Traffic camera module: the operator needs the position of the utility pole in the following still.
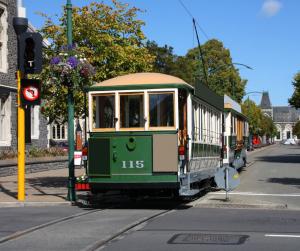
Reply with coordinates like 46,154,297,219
13,0,27,201
66,0,76,202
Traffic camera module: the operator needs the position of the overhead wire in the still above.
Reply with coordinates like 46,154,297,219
178,0,210,40
177,0,210,85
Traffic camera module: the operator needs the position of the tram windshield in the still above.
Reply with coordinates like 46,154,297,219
120,94,144,128
92,95,115,129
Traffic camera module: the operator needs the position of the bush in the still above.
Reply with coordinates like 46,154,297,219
28,147,67,158
0,150,18,160
0,147,67,160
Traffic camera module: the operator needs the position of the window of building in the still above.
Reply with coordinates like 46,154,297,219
0,5,8,73
51,123,67,140
276,131,280,140
120,94,144,128
0,94,11,146
31,106,39,139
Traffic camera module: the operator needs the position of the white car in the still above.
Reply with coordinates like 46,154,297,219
284,139,297,145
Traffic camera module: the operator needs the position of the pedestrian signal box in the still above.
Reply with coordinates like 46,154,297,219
21,79,41,106
19,32,43,74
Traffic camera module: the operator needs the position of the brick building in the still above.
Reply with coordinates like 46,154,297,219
0,0,48,152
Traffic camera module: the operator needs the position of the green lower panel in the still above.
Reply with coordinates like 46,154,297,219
89,174,178,183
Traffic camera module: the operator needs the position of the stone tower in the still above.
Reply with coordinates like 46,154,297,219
260,91,273,118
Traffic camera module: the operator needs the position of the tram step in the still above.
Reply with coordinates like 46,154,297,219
179,186,200,196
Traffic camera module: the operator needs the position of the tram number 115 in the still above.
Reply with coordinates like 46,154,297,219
121,160,144,169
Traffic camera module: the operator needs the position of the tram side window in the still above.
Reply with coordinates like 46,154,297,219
149,93,174,127
93,95,115,129
120,94,144,128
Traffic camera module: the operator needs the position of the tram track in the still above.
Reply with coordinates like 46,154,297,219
0,207,107,245
82,208,174,251
0,196,179,250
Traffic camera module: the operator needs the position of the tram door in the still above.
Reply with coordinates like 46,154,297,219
178,89,188,168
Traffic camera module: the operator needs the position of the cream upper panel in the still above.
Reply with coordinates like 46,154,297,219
92,72,193,88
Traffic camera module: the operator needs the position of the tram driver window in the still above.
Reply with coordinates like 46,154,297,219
120,94,144,128
92,95,115,129
149,93,174,127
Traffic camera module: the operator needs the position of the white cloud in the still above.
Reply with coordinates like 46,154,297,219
261,0,282,17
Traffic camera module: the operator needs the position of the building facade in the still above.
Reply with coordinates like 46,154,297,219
0,0,48,153
260,92,300,141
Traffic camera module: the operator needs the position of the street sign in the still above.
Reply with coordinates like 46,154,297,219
214,165,240,191
20,79,41,106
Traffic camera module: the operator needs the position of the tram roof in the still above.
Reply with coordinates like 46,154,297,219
89,72,194,91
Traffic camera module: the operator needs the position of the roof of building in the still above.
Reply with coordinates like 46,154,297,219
260,91,272,109
273,106,300,123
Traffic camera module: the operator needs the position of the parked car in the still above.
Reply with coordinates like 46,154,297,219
283,139,297,145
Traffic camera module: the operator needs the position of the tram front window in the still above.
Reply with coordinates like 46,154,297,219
120,94,144,128
93,95,115,129
149,93,174,127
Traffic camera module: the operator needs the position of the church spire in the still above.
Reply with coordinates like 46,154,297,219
260,91,272,109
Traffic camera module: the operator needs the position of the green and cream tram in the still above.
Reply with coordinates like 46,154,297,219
223,95,249,170
87,73,224,196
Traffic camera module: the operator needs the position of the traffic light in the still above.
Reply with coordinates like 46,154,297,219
20,79,41,106
19,32,43,74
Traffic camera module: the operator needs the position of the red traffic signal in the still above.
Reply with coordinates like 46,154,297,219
20,79,41,106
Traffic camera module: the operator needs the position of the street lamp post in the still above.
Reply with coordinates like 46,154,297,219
66,0,76,202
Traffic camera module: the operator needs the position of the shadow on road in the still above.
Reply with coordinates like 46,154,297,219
27,176,67,188
266,177,300,188
256,154,300,164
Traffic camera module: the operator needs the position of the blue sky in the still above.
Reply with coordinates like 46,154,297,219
23,0,299,106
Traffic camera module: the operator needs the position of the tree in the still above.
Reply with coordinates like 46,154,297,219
289,72,300,108
39,0,155,123
293,120,300,138
242,99,263,135
145,39,247,102
146,40,175,74
242,99,277,138
185,39,247,103
260,115,277,138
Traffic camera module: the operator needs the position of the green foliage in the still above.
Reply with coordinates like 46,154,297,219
146,39,247,102
242,99,262,134
242,99,277,137
186,39,247,103
0,148,67,160
293,120,300,138
28,147,68,158
146,41,175,74
289,72,300,108
39,0,155,122
260,115,277,137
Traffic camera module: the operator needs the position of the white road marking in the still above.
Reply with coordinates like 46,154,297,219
265,234,300,238
213,192,300,197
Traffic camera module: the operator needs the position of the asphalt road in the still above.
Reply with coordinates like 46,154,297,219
1,143,300,250
100,208,300,251
196,144,300,209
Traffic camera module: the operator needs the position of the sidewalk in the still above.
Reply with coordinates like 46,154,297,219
0,167,85,207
